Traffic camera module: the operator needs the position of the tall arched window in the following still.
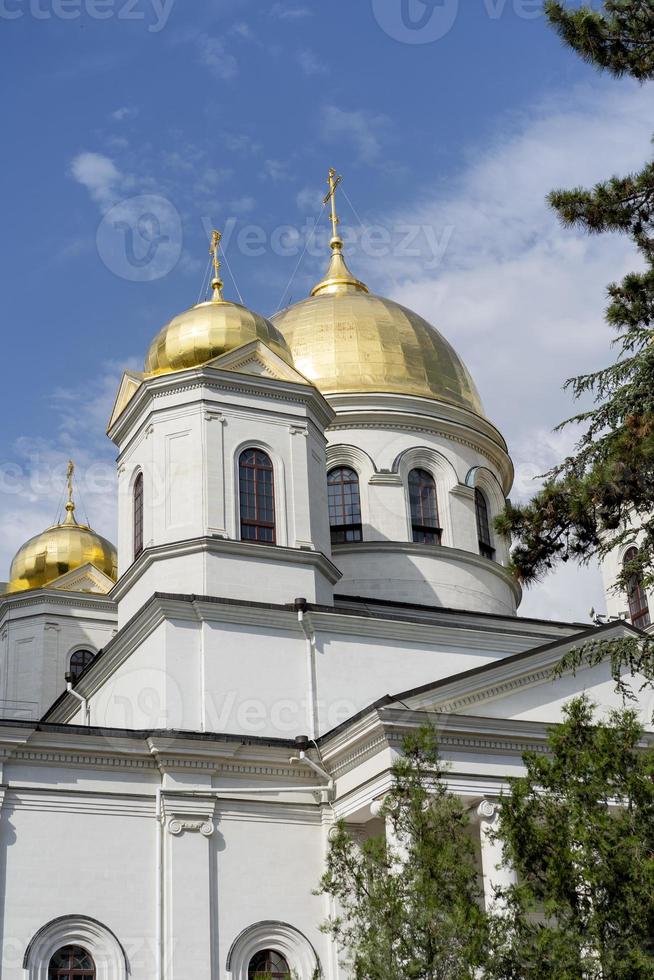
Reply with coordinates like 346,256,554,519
239,449,276,544
475,488,495,560
69,650,95,682
248,949,291,979
328,467,363,544
409,468,441,544
624,547,651,629
133,472,144,560
48,946,96,979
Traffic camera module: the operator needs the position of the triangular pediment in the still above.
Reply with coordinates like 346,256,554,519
390,621,652,727
204,341,311,385
48,562,115,596
108,371,144,430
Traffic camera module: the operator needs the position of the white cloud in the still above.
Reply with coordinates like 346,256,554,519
111,106,138,122
0,357,139,580
262,158,292,182
297,48,327,76
270,3,311,19
355,80,654,622
224,132,262,155
321,105,388,163
197,35,238,81
228,195,256,214
69,152,122,208
296,186,323,213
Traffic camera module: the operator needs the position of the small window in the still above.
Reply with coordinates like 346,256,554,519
248,949,291,979
624,547,651,629
133,472,144,560
328,467,363,544
475,488,495,560
409,469,442,545
48,946,95,979
69,650,95,682
239,449,276,544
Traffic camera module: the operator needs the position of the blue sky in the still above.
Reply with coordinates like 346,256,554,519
1,0,652,619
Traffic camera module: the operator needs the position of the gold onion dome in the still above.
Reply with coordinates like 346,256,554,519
6,464,117,595
145,231,294,376
271,170,484,418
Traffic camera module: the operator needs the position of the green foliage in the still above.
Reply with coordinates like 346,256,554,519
545,1,654,80
496,1,654,612
317,726,488,979
486,697,654,979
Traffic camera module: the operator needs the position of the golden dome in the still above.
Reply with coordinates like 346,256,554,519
271,188,484,417
6,465,117,595
145,280,294,377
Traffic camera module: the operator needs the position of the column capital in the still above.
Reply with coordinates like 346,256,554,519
474,799,499,825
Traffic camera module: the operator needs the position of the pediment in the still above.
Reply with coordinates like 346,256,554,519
48,562,115,596
204,341,310,385
391,621,652,727
108,371,144,430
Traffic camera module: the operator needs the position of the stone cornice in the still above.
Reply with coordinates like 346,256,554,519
325,392,513,492
108,364,335,447
0,589,116,624
111,536,342,605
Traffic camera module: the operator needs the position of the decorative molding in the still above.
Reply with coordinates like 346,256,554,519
168,817,214,837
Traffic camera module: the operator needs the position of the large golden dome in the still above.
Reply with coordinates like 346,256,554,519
145,282,294,377
6,467,117,595
271,240,484,417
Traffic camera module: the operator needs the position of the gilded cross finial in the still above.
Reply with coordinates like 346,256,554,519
65,460,77,524
323,167,343,250
209,229,224,300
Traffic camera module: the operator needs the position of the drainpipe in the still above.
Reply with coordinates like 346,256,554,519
64,672,89,726
295,598,318,739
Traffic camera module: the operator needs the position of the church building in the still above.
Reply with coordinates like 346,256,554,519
0,173,651,979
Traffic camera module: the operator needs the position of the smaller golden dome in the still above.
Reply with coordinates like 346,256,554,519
6,464,117,595
145,280,294,377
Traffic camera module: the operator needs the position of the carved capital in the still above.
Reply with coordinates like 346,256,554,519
167,817,214,838
289,425,308,437
475,799,499,825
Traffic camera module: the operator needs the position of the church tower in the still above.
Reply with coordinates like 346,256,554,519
108,231,339,627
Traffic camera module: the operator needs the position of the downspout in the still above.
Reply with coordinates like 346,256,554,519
150,747,164,980
295,598,318,739
65,672,89,726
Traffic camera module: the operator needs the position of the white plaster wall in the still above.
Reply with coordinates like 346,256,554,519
332,545,518,615
0,600,116,721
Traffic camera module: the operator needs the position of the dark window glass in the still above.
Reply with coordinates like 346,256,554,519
248,949,291,979
239,450,276,544
624,547,651,629
328,467,363,544
133,472,144,560
48,946,95,979
69,650,95,682
409,469,442,545
475,488,495,560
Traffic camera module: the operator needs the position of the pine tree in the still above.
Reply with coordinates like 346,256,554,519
317,726,489,980
496,1,654,681
487,696,654,979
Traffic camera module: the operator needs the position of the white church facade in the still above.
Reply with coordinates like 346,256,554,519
0,181,651,979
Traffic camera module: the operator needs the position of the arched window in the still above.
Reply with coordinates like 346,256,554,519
409,468,441,545
328,467,363,544
624,547,651,629
48,946,95,979
69,650,95,682
133,472,144,560
475,488,495,560
248,949,291,979
239,449,276,544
